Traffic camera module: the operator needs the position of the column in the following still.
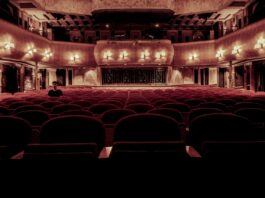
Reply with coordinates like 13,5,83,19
228,61,235,88
198,67,201,85
20,65,25,92
34,62,40,90
96,66,101,86
66,68,69,86
250,63,255,91
167,66,173,85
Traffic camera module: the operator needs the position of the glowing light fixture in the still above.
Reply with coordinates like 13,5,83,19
155,50,166,60
43,50,53,59
255,37,265,49
189,53,198,61
119,50,129,60
140,50,150,60
216,49,225,59
103,50,113,60
3,42,15,50
232,45,241,55
27,47,37,56
70,54,80,62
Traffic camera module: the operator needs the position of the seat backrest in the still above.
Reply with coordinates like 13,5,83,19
234,102,265,111
189,108,224,123
40,101,63,109
61,110,93,117
89,104,119,115
40,116,105,149
148,108,184,123
114,114,181,142
52,104,82,114
161,103,190,112
15,110,50,127
101,109,136,125
198,102,227,111
0,116,32,158
14,105,48,114
188,113,253,152
235,108,265,123
126,103,154,113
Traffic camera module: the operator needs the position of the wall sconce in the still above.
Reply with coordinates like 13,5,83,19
70,54,80,62
216,49,225,59
155,50,166,60
103,50,113,60
140,50,150,60
189,53,198,61
119,50,129,60
232,45,241,55
43,50,53,59
3,42,15,50
27,47,37,56
255,37,265,49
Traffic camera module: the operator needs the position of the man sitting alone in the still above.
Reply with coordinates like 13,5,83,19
48,81,63,97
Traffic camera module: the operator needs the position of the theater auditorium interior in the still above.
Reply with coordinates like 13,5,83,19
0,0,264,160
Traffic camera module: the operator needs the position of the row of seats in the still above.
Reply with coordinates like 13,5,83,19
0,86,264,159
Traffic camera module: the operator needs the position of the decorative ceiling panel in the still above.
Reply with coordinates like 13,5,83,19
30,0,248,15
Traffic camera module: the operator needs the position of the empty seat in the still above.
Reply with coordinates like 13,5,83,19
52,104,82,114
41,101,63,109
9,102,33,110
15,110,50,127
0,116,32,159
70,100,92,108
126,103,154,113
189,108,224,123
185,99,206,107
61,110,93,117
0,106,10,115
198,102,227,111
148,108,184,123
234,102,265,111
215,99,236,106
188,113,253,153
40,116,105,150
114,114,181,142
14,105,48,114
161,103,190,113
89,104,119,115
101,109,136,125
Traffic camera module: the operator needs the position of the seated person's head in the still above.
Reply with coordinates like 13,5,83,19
52,81,58,90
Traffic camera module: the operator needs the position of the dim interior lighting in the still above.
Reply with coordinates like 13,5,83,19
140,50,150,60
216,49,225,59
3,42,15,50
232,45,241,55
105,24,110,28
189,53,198,61
119,50,129,60
43,50,53,58
103,50,113,60
27,47,37,56
155,50,166,60
71,54,80,62
255,37,265,49
155,24,160,28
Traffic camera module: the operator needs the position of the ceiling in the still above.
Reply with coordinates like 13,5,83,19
10,0,250,15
